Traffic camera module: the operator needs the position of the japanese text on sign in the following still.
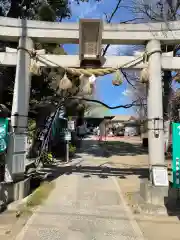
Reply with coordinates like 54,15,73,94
172,123,180,188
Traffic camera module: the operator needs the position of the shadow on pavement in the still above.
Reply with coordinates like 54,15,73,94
164,182,180,220
37,164,150,181
81,140,148,158
34,139,149,183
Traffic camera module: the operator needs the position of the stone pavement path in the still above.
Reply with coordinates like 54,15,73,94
15,157,144,239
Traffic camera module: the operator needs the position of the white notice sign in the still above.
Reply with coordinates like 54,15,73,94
68,121,75,130
152,166,169,186
64,131,71,141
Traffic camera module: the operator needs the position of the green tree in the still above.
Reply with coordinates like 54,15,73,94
0,1,73,157
0,0,71,109
0,0,71,20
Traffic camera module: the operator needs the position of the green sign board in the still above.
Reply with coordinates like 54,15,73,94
0,118,9,153
172,122,180,188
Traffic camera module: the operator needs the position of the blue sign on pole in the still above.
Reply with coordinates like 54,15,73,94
172,122,180,188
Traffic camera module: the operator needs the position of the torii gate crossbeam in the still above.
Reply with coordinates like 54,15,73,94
0,51,180,70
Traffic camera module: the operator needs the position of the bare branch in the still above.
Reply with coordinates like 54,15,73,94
102,0,122,56
121,70,136,89
68,97,145,109
121,68,147,119
103,12,109,22
120,17,144,23
106,0,122,23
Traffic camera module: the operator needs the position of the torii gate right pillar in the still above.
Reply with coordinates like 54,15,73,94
145,40,168,188
146,40,165,168
140,40,169,205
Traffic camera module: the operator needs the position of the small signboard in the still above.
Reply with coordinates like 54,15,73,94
64,131,71,141
152,166,169,186
68,121,75,131
13,134,27,153
172,122,180,188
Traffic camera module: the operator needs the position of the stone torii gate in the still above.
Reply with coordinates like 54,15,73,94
1,17,180,192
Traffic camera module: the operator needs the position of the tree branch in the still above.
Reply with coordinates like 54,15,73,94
107,0,122,23
120,17,144,23
121,69,147,118
121,70,136,89
102,0,122,56
68,97,146,109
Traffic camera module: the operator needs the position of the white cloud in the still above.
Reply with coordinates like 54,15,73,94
105,45,120,56
104,45,130,56
71,1,102,20
133,50,144,56
79,4,98,18
122,89,132,96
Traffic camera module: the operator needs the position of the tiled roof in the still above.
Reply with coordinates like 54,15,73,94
84,103,112,118
111,115,136,121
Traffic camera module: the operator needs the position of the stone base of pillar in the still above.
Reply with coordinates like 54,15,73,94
5,133,27,182
140,178,169,205
0,177,31,211
137,179,180,215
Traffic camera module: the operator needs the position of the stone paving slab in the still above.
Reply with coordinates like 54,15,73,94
15,163,144,240
1,138,180,240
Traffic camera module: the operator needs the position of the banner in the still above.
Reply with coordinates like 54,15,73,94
172,122,180,188
0,118,9,153
164,120,170,153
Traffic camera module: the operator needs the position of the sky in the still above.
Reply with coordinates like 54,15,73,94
61,0,180,116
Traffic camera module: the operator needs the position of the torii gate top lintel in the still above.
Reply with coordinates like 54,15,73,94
1,16,180,44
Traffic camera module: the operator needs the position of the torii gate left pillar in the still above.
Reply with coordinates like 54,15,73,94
5,37,33,182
